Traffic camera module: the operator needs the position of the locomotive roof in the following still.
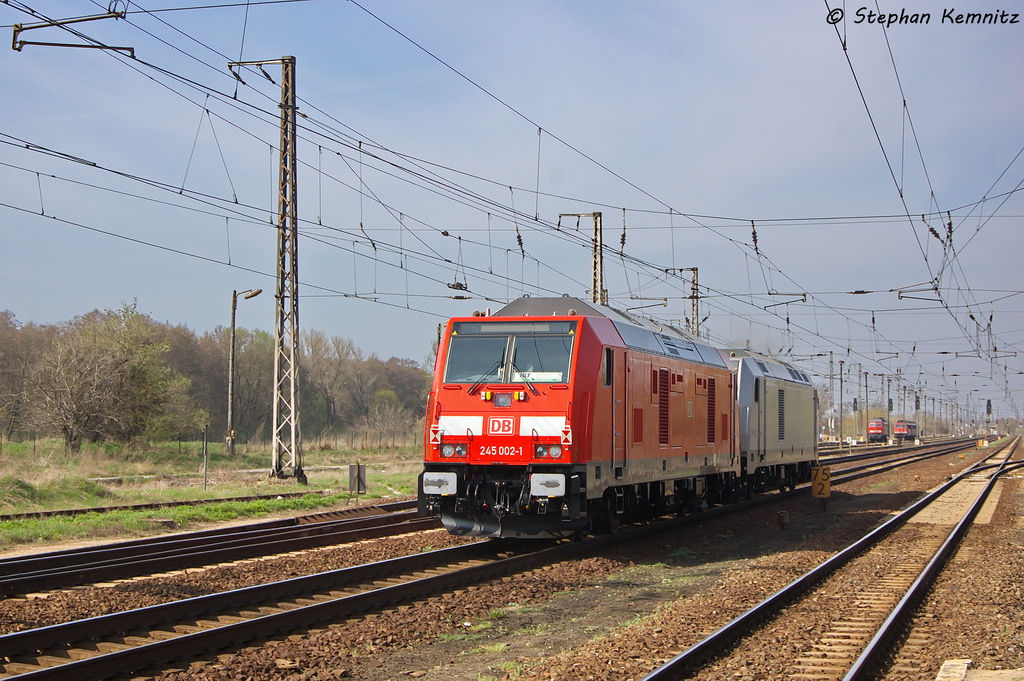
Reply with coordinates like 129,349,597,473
494,296,726,368
722,348,814,385
495,295,638,325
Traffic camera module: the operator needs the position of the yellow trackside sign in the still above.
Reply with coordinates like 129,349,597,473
811,466,831,498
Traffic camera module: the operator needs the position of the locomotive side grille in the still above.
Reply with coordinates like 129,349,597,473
778,388,786,441
658,368,670,445
706,377,716,443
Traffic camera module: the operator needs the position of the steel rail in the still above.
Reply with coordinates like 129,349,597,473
0,535,602,679
638,438,1018,681
0,491,319,522
843,439,1020,680
826,440,987,486
0,495,785,679
0,438,1001,679
818,435,966,455
0,515,440,596
0,502,414,575
820,437,976,465
0,439,981,596
0,502,435,595
0,541,492,656
0,500,416,576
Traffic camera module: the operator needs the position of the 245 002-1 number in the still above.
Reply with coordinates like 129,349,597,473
479,445,522,457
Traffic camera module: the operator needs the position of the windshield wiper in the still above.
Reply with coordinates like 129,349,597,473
468,352,505,396
511,358,540,395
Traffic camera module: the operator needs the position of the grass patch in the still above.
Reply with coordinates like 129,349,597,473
518,623,548,635
471,643,508,654
668,546,700,559
619,613,646,627
0,436,423,548
0,476,112,509
0,492,355,548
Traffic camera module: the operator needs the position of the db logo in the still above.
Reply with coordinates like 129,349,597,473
487,416,515,435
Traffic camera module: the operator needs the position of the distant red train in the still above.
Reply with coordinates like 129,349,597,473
418,296,818,538
867,418,889,443
894,419,918,441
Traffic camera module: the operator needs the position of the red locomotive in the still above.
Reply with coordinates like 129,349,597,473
867,418,889,443
894,419,918,441
418,296,818,538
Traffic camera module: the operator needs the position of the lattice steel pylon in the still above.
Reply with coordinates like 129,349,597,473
590,212,607,306
230,55,305,483
559,212,606,305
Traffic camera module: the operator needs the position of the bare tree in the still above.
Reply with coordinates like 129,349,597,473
302,330,356,431
28,328,120,451
360,389,417,449
27,303,206,451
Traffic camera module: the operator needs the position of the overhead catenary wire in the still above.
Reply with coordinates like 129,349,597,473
3,0,1018,412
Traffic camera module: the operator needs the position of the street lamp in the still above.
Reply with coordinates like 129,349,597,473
228,288,262,457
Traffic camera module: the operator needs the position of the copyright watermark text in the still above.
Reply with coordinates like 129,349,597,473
827,7,1020,26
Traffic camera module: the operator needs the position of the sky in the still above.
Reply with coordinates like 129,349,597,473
1,1,1022,425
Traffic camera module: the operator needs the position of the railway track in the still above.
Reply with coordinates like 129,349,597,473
0,500,438,596
0,438,980,598
0,436,983,675
0,532,604,679
0,438,993,679
0,491,321,522
639,436,1020,681
819,436,975,466
823,438,987,483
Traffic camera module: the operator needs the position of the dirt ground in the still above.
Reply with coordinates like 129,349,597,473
140,442,1020,681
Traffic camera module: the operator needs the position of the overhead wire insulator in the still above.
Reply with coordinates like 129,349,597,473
509,185,525,256
359,222,376,251
751,220,759,256
620,208,627,254
451,235,468,290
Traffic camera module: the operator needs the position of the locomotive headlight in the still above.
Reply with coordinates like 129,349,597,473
454,443,468,457
548,444,562,458
534,444,547,457
494,393,513,407
441,444,456,457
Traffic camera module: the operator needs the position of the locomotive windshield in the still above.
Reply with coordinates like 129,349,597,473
444,320,576,385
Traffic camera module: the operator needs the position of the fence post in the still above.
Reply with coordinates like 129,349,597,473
202,425,209,490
